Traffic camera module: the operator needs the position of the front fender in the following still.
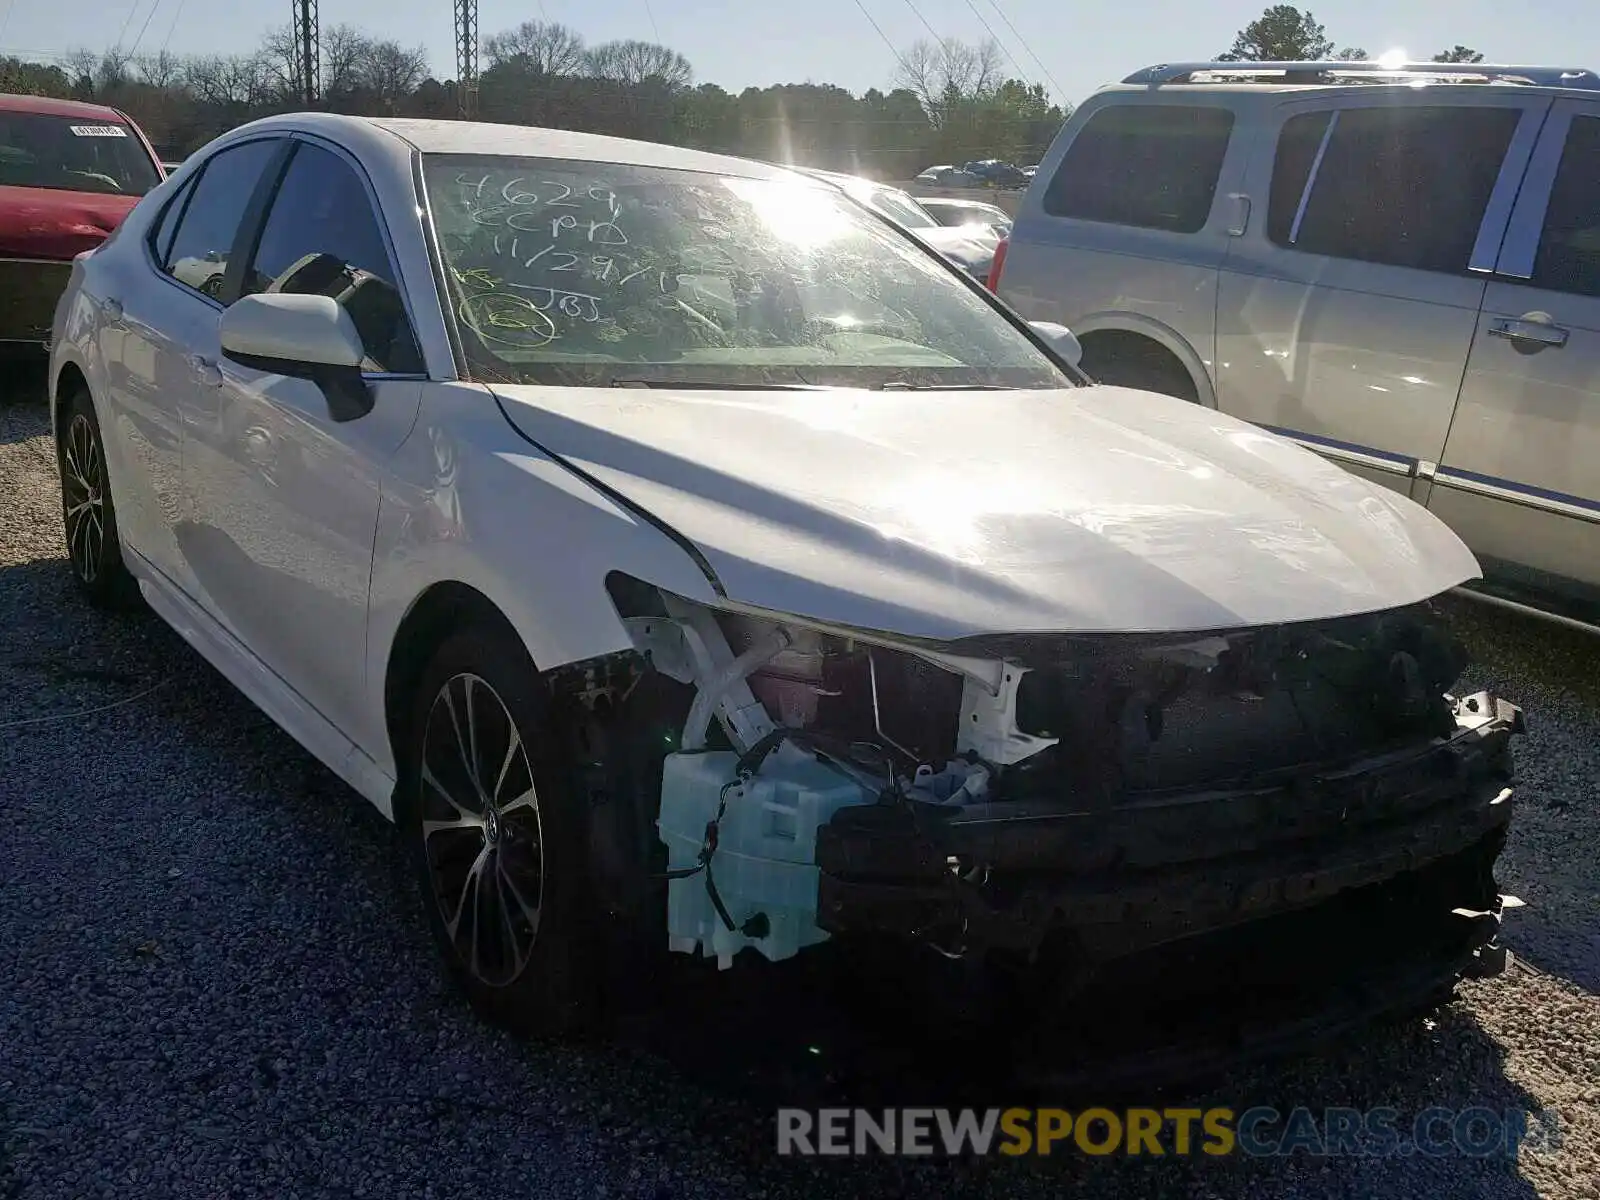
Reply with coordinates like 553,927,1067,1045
362,382,719,777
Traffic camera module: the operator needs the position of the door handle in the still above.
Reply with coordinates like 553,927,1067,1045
1489,313,1570,350
190,355,223,387
1225,193,1251,237
103,297,123,322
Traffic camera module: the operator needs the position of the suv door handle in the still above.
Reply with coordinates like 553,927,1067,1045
1489,314,1570,350
189,355,223,387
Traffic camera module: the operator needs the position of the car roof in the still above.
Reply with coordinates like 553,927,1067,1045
1110,60,1600,98
370,116,808,181
200,111,821,184
0,92,129,120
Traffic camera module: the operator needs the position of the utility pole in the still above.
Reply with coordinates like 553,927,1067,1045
454,0,479,120
292,0,319,107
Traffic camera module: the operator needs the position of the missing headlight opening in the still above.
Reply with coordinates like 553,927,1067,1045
584,575,1521,994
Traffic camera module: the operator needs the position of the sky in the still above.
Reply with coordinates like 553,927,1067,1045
0,0,1596,107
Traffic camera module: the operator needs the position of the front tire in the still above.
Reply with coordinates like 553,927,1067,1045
56,386,140,609
400,626,597,1035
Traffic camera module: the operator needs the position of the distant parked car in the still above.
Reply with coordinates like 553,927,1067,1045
916,196,1013,236
796,167,1000,281
0,93,163,352
915,164,982,187
961,160,1030,188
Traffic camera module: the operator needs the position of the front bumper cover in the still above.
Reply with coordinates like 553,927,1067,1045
815,691,1522,961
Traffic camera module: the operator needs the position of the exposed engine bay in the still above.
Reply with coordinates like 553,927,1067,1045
561,577,1521,997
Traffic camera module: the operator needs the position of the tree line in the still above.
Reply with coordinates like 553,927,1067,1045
0,7,1495,175
0,21,1067,179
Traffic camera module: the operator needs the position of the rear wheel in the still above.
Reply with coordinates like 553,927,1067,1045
1079,334,1199,403
57,387,139,609
401,625,598,1034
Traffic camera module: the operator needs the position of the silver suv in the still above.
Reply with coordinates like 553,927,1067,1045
994,60,1600,626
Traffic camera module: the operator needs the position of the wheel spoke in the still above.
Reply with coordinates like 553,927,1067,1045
441,682,481,794
496,854,541,940
420,761,483,823
444,843,490,941
491,727,523,805
462,676,484,791
491,867,528,977
498,787,537,818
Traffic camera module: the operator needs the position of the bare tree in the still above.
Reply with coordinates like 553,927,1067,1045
133,50,186,91
585,39,693,90
483,20,586,75
357,40,429,104
257,25,305,100
1433,45,1485,63
64,46,136,93
895,37,1005,125
322,24,374,96
184,53,275,108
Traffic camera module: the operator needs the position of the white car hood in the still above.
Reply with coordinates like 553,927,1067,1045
491,383,1480,638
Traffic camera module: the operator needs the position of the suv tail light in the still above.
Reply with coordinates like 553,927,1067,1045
985,236,1008,292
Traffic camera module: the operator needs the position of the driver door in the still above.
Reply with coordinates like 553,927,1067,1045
178,135,426,741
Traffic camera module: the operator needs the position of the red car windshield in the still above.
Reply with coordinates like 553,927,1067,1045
0,111,160,196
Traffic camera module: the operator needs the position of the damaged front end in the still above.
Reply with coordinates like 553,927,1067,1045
592,577,1522,1019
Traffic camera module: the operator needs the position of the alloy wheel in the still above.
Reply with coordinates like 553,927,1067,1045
419,672,545,988
61,414,105,584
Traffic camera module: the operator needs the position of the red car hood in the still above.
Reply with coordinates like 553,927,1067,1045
0,185,139,260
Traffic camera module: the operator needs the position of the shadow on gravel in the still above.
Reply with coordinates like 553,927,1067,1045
0,358,49,421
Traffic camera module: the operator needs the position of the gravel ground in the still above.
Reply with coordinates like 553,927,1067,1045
2,380,1597,1199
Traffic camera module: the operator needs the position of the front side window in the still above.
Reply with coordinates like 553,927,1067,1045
0,112,160,196
1269,105,1521,274
1042,104,1234,234
421,155,1074,391
162,139,281,301
241,141,422,374
1530,116,1600,299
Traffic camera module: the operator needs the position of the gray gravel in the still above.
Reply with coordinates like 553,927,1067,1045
2,382,1596,1199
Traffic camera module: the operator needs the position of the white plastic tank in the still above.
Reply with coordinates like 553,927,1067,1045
657,745,874,969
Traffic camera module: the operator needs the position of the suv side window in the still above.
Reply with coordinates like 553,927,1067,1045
1042,105,1234,234
161,139,281,301
241,140,423,375
1530,115,1600,299
1270,106,1521,274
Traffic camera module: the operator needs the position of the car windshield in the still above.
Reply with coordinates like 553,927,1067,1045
0,112,159,196
422,154,1072,391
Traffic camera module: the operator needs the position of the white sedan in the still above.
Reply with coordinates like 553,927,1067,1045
49,114,1522,1038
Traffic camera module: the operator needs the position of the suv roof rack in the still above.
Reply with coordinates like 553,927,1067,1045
1122,61,1600,90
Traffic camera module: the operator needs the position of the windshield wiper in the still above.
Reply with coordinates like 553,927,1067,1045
877,381,1012,391
610,379,840,391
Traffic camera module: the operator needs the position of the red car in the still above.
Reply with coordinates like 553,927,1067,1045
0,93,164,353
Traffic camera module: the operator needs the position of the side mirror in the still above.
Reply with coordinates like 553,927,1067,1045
219,292,373,422
1028,319,1083,368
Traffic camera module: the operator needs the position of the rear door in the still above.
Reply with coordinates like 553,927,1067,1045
1000,97,1242,394
1431,98,1600,605
1214,91,1549,495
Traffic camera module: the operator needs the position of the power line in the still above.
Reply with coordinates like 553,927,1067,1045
127,0,164,57
641,0,660,42
0,0,16,46
847,0,911,79
898,0,943,45
981,0,1067,101
113,0,144,51
159,0,187,53
956,0,1029,88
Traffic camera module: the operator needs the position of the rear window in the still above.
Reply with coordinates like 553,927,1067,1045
1042,104,1235,234
0,111,160,197
1267,105,1520,274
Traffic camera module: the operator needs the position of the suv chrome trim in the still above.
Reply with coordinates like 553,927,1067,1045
1495,105,1580,278
1287,111,1338,245
1468,104,1552,273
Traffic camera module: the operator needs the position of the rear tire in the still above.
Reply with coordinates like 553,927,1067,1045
56,386,141,609
399,625,598,1035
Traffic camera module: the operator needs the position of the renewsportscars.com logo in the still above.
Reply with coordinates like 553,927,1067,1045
777,1106,1564,1159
